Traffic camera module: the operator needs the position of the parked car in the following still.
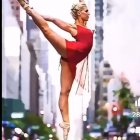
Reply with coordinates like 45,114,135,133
89,124,102,139
89,129,102,138
127,118,140,140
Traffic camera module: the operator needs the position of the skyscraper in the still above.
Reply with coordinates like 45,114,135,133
94,0,104,120
94,0,104,84
9,0,23,28
2,0,25,119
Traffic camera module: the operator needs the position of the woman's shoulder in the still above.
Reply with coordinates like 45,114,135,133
69,24,77,29
68,24,77,37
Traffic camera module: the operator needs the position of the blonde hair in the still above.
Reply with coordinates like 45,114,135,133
71,2,87,20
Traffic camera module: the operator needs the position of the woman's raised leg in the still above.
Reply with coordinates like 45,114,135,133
59,59,76,140
17,0,67,58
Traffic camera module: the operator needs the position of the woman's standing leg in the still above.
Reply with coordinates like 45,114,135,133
59,59,76,139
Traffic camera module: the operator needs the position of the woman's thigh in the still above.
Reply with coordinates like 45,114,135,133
60,59,76,94
44,28,67,57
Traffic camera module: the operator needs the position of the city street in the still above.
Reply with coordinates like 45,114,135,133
2,0,140,140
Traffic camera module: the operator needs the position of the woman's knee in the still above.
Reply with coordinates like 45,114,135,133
60,88,71,96
41,26,51,36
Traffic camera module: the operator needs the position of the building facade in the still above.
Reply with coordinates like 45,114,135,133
94,0,104,120
2,0,26,119
94,0,104,84
99,60,113,104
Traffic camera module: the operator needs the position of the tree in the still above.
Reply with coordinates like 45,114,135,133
10,112,58,140
112,81,136,135
113,81,136,112
96,108,108,130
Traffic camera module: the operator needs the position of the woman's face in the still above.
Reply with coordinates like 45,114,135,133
78,6,90,21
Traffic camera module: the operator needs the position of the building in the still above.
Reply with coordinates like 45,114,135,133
86,0,96,125
9,0,23,28
94,0,104,120
99,60,113,103
25,0,58,121
2,0,25,119
94,60,113,118
26,16,40,115
94,0,104,84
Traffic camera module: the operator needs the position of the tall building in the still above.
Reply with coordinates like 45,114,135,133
94,0,104,84
2,0,37,114
25,0,57,121
94,60,113,118
3,0,22,99
99,60,113,104
2,0,25,119
9,0,23,101
9,0,31,110
86,0,96,125
94,0,104,119
9,0,23,29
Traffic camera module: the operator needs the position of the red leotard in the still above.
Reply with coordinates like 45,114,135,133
64,25,94,65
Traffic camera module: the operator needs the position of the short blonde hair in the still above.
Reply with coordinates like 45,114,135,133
71,2,87,20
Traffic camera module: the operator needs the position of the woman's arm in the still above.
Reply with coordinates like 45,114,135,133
41,15,76,35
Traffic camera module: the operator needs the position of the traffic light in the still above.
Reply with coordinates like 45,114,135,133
112,104,119,116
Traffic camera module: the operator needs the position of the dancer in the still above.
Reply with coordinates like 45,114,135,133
17,0,94,139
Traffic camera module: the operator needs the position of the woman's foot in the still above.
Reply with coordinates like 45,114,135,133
17,0,32,11
59,122,70,140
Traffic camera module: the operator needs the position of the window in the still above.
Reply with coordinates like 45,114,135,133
16,6,19,10
11,6,14,9
103,71,113,75
103,87,107,93
11,1,14,4
104,63,110,67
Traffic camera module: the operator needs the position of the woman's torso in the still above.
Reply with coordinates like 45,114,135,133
65,24,94,64
73,25,94,62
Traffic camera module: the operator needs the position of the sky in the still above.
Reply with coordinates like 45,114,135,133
103,0,140,95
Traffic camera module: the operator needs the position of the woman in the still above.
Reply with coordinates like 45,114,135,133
17,0,94,139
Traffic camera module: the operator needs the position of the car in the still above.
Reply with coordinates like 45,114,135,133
89,124,102,138
89,129,102,138
126,118,140,140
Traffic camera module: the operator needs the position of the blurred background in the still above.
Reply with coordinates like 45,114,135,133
2,0,140,140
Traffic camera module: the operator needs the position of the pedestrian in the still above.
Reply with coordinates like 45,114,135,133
17,0,94,139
